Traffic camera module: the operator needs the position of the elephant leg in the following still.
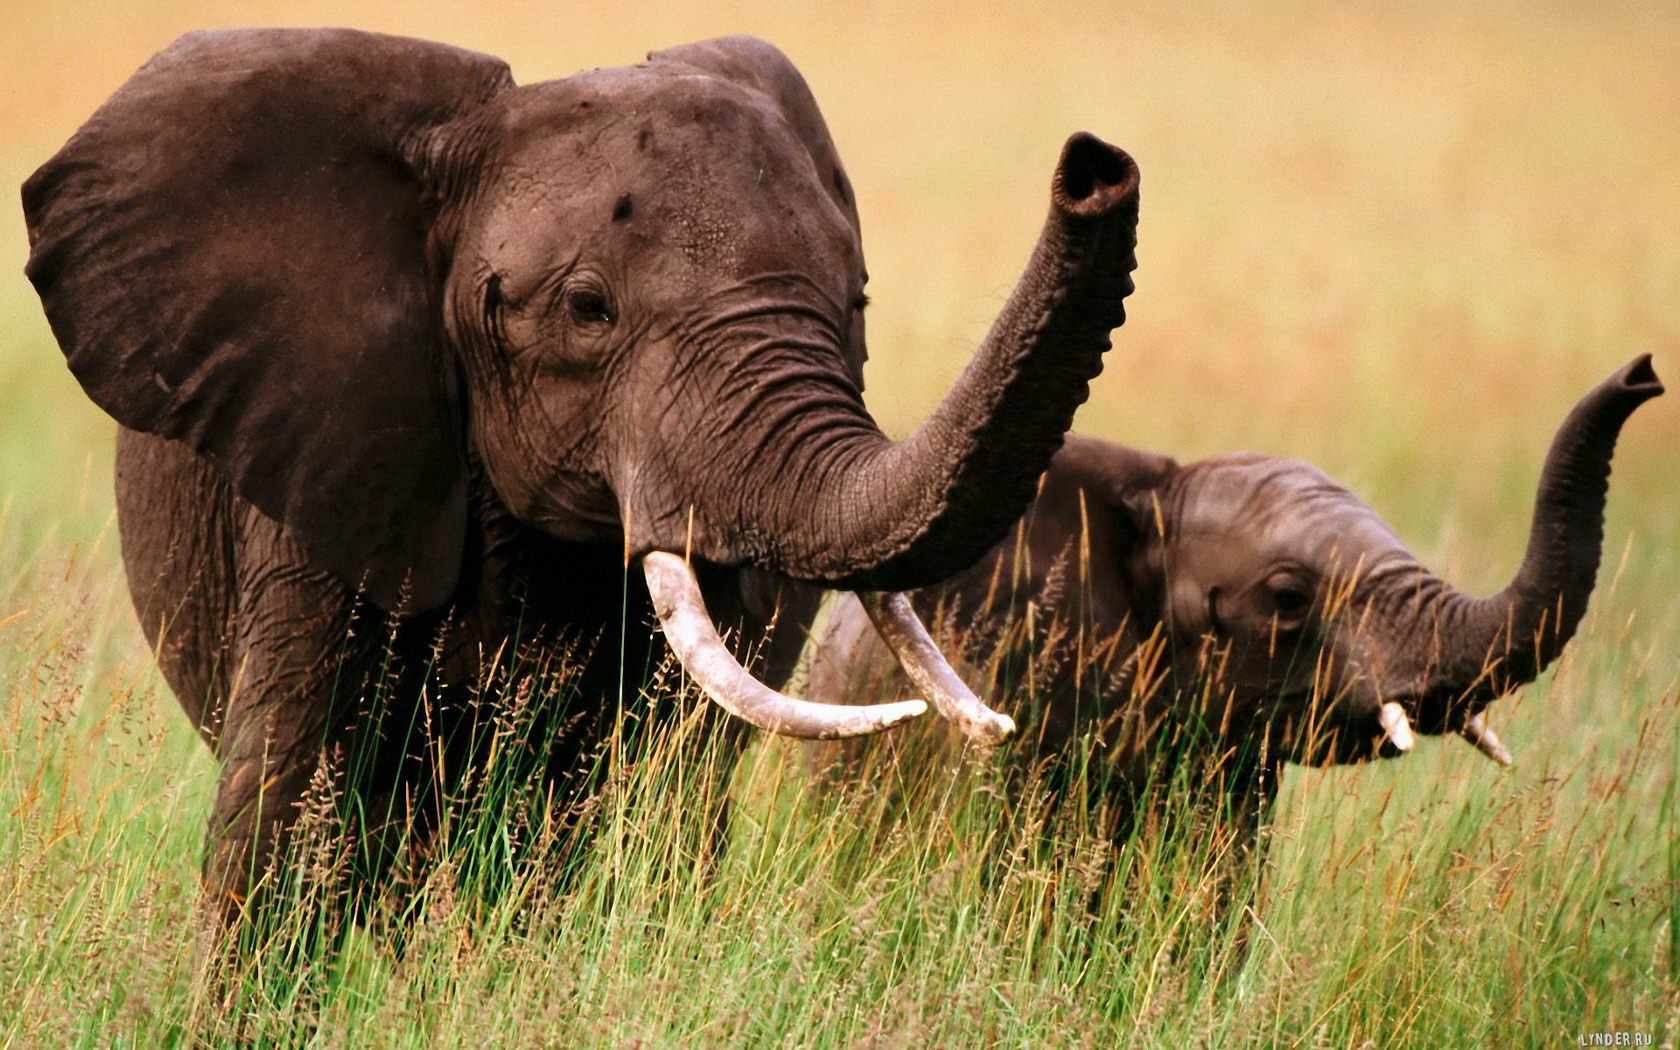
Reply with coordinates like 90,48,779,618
1091,750,1277,962
204,504,363,928
689,709,750,878
118,429,403,937
694,570,821,870
570,687,751,885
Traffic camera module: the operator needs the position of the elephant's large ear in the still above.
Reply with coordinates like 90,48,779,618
23,28,512,614
647,36,861,237
1055,436,1178,548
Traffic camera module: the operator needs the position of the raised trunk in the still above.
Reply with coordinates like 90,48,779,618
742,133,1140,590
1441,355,1662,703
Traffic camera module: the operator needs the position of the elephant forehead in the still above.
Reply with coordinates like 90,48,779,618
484,71,859,281
1172,454,1410,571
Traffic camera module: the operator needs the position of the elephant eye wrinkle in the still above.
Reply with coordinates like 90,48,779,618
612,193,634,222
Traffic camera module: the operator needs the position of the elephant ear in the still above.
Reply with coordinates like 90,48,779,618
23,28,513,614
1052,436,1178,541
647,36,861,238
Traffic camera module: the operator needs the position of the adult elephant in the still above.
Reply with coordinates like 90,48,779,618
23,29,1139,922
810,358,1663,840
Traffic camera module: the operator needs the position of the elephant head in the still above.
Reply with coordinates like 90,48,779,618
1147,356,1662,766
811,356,1661,768
23,29,1141,739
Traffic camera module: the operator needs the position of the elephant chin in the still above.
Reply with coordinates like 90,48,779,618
642,553,1015,743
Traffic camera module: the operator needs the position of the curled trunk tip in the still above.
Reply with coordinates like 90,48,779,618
1054,133,1140,217
1618,352,1664,398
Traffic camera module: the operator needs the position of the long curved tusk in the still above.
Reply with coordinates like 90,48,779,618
857,592,1017,746
643,552,927,739
1460,713,1514,767
1378,702,1415,753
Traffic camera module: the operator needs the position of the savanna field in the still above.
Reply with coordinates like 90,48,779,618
2,1,1678,1045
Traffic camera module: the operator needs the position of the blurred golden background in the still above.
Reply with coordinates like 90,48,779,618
3,0,1675,591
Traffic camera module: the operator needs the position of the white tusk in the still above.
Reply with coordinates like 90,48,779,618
1378,702,1415,753
857,592,1017,746
642,552,926,739
1459,713,1514,767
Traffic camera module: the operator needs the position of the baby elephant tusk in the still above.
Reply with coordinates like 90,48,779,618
1378,702,1415,753
857,592,1017,746
1460,713,1514,767
643,552,926,739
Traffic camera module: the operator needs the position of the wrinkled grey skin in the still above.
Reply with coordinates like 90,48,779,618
812,357,1662,840
23,29,1141,924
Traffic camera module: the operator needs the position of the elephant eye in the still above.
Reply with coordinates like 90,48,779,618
1272,586,1311,616
566,288,615,327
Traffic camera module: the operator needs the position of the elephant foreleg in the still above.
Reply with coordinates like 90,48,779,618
205,507,362,928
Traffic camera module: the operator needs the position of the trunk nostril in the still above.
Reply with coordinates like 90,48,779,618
1053,132,1139,215
1619,352,1662,396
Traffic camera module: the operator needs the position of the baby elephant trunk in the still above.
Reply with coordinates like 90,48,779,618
1433,355,1663,733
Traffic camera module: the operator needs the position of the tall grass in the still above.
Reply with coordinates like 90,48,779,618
2,0,1677,1045
1,543,1674,1045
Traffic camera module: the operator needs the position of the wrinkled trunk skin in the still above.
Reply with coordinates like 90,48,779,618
1394,356,1663,731
708,134,1140,591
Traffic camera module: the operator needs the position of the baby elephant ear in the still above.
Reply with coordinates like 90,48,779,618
24,29,512,614
648,35,860,235
1050,436,1178,540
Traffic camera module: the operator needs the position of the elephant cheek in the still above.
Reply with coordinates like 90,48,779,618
477,422,623,542
1261,647,1371,764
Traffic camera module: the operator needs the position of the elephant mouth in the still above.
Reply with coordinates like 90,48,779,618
1253,689,1421,765
1254,676,1514,767
641,552,1015,744
1370,694,1513,766
1372,679,1516,766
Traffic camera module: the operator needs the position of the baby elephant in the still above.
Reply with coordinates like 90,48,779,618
809,357,1663,831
